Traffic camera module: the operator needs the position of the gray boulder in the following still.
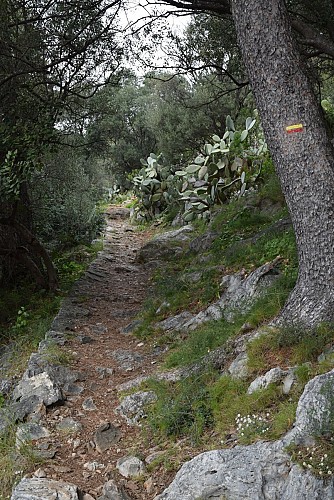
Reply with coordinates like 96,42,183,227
228,352,249,379
154,441,334,500
16,422,50,449
111,349,143,371
247,367,290,394
11,478,79,500
13,372,62,408
93,422,122,453
157,311,194,332
136,226,194,262
182,259,280,331
188,231,218,254
247,366,297,395
116,391,157,425
56,417,82,434
155,369,334,500
287,369,334,443
116,456,146,478
97,479,132,500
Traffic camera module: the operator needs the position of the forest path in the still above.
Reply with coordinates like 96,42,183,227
39,205,171,499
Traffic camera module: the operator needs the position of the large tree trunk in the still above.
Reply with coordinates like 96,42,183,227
230,0,334,326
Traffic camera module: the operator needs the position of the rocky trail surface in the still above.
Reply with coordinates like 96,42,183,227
11,206,179,499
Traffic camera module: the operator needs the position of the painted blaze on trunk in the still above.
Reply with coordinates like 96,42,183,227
231,0,334,326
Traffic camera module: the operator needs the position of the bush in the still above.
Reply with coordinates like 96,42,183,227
30,148,107,249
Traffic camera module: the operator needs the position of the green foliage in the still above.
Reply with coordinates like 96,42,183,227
30,148,107,249
247,323,334,374
288,439,334,478
0,242,100,360
43,343,73,366
245,274,296,327
146,365,304,446
54,241,103,290
165,319,240,368
235,412,271,443
132,153,180,220
12,307,30,332
0,150,34,202
176,115,267,221
147,372,215,443
258,170,285,205
0,417,45,498
223,227,297,271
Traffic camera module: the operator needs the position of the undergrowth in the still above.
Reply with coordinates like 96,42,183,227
0,418,43,498
135,178,334,461
247,323,334,374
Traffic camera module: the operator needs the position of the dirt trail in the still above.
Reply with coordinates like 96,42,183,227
39,206,171,499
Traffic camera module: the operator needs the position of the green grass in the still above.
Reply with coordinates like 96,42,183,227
223,228,297,271
164,319,239,369
287,437,334,478
163,272,296,370
42,342,73,366
147,371,216,444
0,418,44,499
247,323,334,374
146,372,303,447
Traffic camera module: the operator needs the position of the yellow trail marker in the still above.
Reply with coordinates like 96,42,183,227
286,123,303,134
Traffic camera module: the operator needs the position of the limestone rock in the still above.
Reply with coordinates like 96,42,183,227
155,369,334,500
287,369,334,443
82,494,95,500
50,297,90,332
188,231,218,254
154,441,334,500
44,330,67,345
96,367,114,379
136,226,194,263
116,456,146,478
11,478,80,500
93,422,122,453
247,367,290,394
77,335,94,344
13,372,63,408
92,323,108,335
15,353,83,406
97,479,132,500
157,311,194,332
228,352,249,379
82,397,97,411
56,417,83,434
116,391,157,425
16,422,50,449
283,371,297,395
111,350,143,371
83,461,105,471
33,468,47,478
120,320,143,335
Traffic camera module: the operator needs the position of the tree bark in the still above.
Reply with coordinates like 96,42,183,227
230,0,334,326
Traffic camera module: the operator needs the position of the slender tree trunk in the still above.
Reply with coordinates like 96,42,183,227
230,0,334,326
